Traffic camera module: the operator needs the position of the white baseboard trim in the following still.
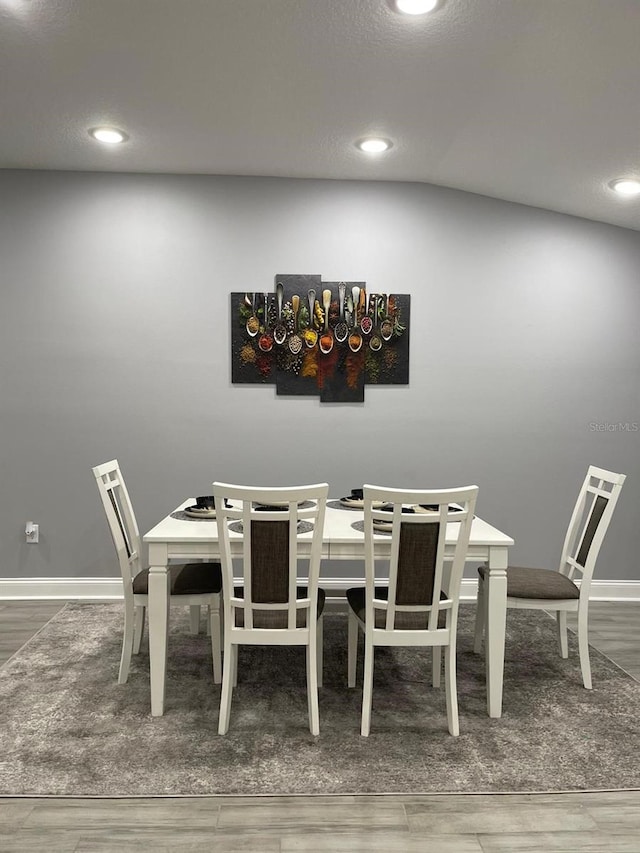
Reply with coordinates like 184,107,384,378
0,578,125,601
1,577,640,602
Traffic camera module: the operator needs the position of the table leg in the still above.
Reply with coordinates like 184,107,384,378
484,546,508,718
148,544,170,716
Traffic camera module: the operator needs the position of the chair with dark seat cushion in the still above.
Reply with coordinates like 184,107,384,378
346,586,448,629
213,481,329,736
93,460,223,684
346,484,478,737
232,586,326,627
474,465,626,689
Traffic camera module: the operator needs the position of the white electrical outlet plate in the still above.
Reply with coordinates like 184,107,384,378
25,522,39,543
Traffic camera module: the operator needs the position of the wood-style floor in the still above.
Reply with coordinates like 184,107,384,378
1,600,639,853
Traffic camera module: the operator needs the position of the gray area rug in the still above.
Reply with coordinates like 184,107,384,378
1,603,639,796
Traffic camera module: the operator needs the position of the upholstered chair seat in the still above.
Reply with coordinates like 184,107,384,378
346,586,447,629
132,562,222,596
233,586,325,628
477,565,579,600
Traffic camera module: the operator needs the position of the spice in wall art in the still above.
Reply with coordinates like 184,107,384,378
231,274,410,403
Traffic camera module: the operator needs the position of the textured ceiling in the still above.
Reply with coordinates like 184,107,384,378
2,0,640,230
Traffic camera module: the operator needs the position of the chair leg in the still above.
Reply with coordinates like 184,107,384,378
218,640,236,735
557,610,568,659
474,574,485,654
306,628,320,737
444,639,460,737
133,604,145,654
432,646,442,688
577,601,592,690
189,605,201,634
348,610,359,688
316,614,324,689
209,602,222,684
361,632,374,737
118,599,136,684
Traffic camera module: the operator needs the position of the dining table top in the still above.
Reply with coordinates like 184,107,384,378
143,498,514,551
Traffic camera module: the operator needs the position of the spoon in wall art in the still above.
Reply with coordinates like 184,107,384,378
288,294,303,354
258,292,274,352
348,285,362,352
360,290,373,335
246,292,260,337
319,288,334,354
273,281,287,345
380,293,394,341
305,289,318,348
369,294,382,352
333,282,348,343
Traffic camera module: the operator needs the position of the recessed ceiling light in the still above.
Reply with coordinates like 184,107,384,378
89,127,129,144
356,137,393,154
609,178,640,198
394,0,440,15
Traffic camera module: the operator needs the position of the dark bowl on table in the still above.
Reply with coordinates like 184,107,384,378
350,488,364,500
196,495,215,510
195,495,231,510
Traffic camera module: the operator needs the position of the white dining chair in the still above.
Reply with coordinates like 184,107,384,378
93,460,223,684
474,465,626,689
347,484,479,737
212,481,329,736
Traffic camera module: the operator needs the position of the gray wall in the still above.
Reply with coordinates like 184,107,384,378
1,170,638,581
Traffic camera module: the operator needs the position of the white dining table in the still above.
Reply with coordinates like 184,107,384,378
143,499,514,718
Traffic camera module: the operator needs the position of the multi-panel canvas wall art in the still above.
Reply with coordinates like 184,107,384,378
231,274,410,403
